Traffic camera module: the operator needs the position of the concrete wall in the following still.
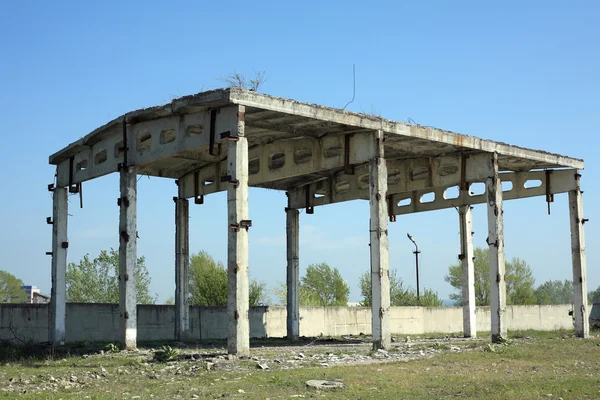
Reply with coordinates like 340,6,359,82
1,303,597,343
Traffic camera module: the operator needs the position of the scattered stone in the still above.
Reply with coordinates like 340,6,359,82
237,389,245,393
405,336,411,343
256,363,269,370
306,380,345,390
69,376,78,383
297,353,305,359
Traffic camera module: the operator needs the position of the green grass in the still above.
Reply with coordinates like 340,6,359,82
0,333,599,399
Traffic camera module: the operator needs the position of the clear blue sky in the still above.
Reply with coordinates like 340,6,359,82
1,1,597,303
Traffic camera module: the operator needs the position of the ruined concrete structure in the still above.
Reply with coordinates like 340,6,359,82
48,88,587,352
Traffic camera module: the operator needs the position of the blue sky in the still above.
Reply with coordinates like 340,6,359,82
0,1,597,303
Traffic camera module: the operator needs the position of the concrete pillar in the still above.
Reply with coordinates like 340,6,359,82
49,185,68,344
485,153,507,343
569,174,589,338
459,204,476,338
286,206,300,340
119,165,137,350
227,107,250,356
174,183,190,341
369,130,390,350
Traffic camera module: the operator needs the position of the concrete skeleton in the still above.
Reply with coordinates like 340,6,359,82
48,88,588,352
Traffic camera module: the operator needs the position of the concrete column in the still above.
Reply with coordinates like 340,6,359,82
369,130,390,350
49,186,68,344
286,207,300,340
569,174,589,338
119,165,137,350
174,183,190,341
459,204,476,338
227,107,250,356
485,153,507,343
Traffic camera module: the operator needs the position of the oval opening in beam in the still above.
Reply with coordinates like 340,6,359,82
94,150,107,165
398,198,411,207
470,182,485,196
524,179,542,189
420,192,435,203
444,185,460,200
502,181,513,192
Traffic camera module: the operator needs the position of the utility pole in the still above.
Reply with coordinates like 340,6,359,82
407,233,421,303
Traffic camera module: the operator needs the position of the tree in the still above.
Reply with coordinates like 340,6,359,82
589,286,600,304
534,280,573,305
272,282,322,306
0,270,26,303
188,251,267,306
300,263,349,306
358,270,443,307
66,249,156,304
444,247,537,306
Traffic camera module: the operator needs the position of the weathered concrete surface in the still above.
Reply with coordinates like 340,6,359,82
119,166,137,350
174,186,190,341
569,176,589,338
486,154,507,343
227,106,250,356
369,130,390,350
459,204,476,338
286,207,300,340
50,186,68,344
2,304,589,343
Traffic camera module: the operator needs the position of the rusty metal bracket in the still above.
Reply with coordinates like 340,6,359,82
229,224,240,232
458,254,465,260
46,217,53,225
220,175,239,188
117,197,130,207
47,183,55,192
68,156,79,194
545,169,554,215
61,242,69,249
122,117,128,167
124,311,129,319
582,218,589,225
240,220,252,230
387,195,396,222
193,171,204,204
46,251,53,256
460,155,468,191
305,185,314,214
120,230,130,242
209,109,218,156
344,134,355,175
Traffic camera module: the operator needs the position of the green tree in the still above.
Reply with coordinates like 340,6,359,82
444,247,537,306
534,279,573,305
272,282,322,306
300,263,349,306
0,270,26,303
588,286,600,304
66,249,156,304
358,270,443,307
188,251,266,306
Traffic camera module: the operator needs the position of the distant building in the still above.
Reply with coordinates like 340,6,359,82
21,285,50,304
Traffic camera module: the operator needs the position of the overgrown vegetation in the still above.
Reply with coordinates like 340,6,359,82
358,269,443,307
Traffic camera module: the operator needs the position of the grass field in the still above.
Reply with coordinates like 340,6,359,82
0,330,598,399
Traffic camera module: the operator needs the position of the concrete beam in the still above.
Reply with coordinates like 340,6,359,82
486,154,507,343
569,174,589,338
459,204,476,338
177,132,377,199
174,184,190,341
49,186,68,344
369,130,391,350
119,165,137,350
230,88,584,169
286,206,300,340
55,106,240,187
288,153,494,209
227,106,250,356
289,156,578,213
